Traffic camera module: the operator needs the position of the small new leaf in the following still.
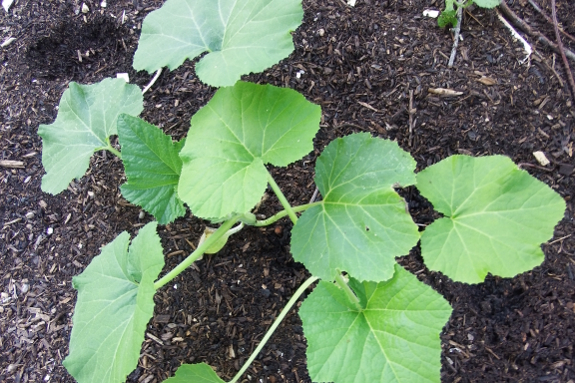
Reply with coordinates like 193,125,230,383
118,114,186,224
291,133,420,282
133,0,303,87
417,155,566,283
38,78,143,194
300,264,452,383
178,81,321,220
164,363,225,383
63,222,164,383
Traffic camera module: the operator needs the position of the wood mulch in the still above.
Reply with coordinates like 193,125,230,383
1,0,574,382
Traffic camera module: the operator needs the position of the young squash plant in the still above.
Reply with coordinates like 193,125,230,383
37,0,566,382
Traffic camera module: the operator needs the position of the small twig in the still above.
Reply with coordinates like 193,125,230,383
551,0,575,101
309,187,319,204
448,6,463,68
497,9,533,64
408,90,415,147
499,0,575,63
528,0,575,43
142,68,162,94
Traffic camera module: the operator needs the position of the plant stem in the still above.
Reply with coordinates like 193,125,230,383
335,271,362,311
228,275,319,383
104,143,122,159
266,171,298,224
448,5,463,68
153,216,240,290
253,202,322,227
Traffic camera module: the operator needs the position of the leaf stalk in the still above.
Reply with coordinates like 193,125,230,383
228,275,319,383
266,171,298,224
253,202,322,227
153,216,240,289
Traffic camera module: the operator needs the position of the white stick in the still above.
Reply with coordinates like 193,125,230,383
142,68,162,94
496,9,532,64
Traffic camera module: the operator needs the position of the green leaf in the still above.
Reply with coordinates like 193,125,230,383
438,9,457,28
117,114,186,225
291,133,420,282
474,0,500,8
300,264,452,383
417,155,566,283
133,0,303,87
178,81,321,219
38,78,143,194
164,363,225,383
63,222,164,383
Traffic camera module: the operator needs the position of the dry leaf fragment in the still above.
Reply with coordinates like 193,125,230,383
428,88,464,97
533,151,550,166
477,76,498,86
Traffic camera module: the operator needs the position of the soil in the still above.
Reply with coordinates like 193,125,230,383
1,0,574,382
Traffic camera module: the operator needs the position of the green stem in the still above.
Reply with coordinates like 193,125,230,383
153,216,240,290
105,144,122,159
229,275,319,383
335,271,362,311
266,171,298,224
253,202,322,227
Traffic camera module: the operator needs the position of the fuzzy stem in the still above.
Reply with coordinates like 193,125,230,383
266,171,298,224
335,271,362,311
228,276,319,383
253,202,322,227
153,216,239,290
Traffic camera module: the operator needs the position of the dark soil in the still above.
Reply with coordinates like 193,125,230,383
1,0,574,382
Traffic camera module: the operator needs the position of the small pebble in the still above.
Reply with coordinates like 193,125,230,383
81,3,89,13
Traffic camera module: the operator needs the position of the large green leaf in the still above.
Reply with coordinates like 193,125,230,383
38,78,143,194
178,81,321,219
474,0,500,8
417,155,566,283
117,114,186,225
63,222,164,383
164,363,225,383
291,133,420,282
300,264,452,383
133,0,303,87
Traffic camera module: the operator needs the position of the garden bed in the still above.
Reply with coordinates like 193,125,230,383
1,0,574,382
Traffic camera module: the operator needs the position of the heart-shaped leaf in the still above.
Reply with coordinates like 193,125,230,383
133,0,303,87
300,264,452,383
417,155,566,283
63,222,164,383
291,133,420,282
39,78,143,194
178,81,321,219
117,114,186,224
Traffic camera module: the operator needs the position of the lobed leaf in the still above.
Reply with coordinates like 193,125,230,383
291,133,420,282
300,264,452,383
163,363,225,383
417,155,566,283
63,222,164,383
133,0,303,87
178,81,321,220
117,114,186,224
38,78,143,194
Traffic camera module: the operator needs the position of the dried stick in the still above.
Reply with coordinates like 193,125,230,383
550,0,575,100
448,6,463,68
408,90,415,147
499,0,575,63
528,0,575,43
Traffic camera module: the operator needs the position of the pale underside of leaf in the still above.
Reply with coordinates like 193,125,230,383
63,222,164,383
164,363,225,383
133,0,303,87
300,264,452,383
417,155,566,283
291,133,419,282
38,78,143,195
178,81,321,219
117,114,186,224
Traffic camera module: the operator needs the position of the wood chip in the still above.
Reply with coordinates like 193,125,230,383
0,160,24,168
533,151,550,166
477,76,498,86
428,88,464,97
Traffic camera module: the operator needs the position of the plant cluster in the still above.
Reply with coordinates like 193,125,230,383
38,0,565,382
438,0,500,28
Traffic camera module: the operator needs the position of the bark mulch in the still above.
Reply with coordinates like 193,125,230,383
1,0,574,382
